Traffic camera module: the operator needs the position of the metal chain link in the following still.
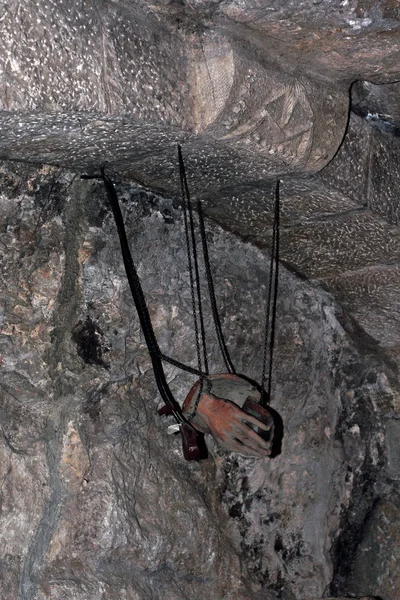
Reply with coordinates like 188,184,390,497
178,146,209,378
197,199,236,375
261,180,280,402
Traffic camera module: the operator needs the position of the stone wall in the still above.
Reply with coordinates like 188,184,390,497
1,2,400,599
1,165,398,599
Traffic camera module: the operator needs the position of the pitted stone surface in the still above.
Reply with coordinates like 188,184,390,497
323,265,400,347
322,111,400,226
200,171,400,349
0,0,398,189
385,419,400,480
0,0,191,126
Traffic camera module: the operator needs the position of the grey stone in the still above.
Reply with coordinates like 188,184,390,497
385,419,400,480
0,0,398,193
0,1,400,599
0,170,399,599
321,111,400,226
344,496,400,600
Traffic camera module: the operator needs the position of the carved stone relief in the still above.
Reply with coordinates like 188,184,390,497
1,0,398,189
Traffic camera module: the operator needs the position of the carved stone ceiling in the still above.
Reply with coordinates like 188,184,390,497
0,0,399,350
0,0,399,179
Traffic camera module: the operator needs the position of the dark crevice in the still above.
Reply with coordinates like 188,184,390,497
72,316,109,369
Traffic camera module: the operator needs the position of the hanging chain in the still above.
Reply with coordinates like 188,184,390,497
99,167,186,423
261,180,280,402
267,181,280,400
160,353,205,377
178,145,211,420
197,199,236,375
100,167,160,358
178,147,208,379
91,161,280,421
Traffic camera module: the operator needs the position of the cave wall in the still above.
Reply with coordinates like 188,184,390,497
1,1,400,599
0,166,399,599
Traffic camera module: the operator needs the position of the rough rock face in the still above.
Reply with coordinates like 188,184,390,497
1,167,399,599
1,1,400,599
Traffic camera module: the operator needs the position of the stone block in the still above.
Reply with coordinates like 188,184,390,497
279,211,400,280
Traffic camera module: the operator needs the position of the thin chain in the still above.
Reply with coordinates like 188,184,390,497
191,374,212,420
261,202,277,387
261,180,280,398
267,181,280,400
98,164,280,419
178,146,211,421
178,146,209,378
197,199,236,374
181,171,203,377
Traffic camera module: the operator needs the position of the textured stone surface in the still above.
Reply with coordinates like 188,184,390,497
343,496,400,599
385,419,400,480
312,96,400,351
201,172,400,349
322,111,400,226
0,0,398,191
352,80,400,128
1,169,399,599
217,0,400,82
0,0,191,124
0,2,400,599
